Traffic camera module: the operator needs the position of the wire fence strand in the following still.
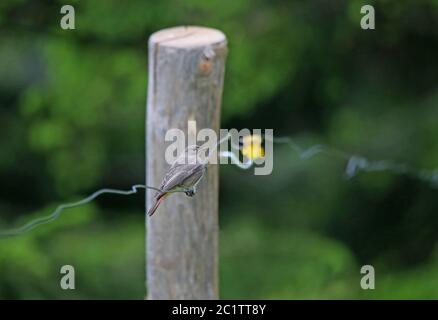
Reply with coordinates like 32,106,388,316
1,133,437,239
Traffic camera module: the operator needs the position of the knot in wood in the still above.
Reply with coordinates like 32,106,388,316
198,46,215,75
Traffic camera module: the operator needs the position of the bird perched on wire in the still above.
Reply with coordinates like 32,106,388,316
147,145,207,216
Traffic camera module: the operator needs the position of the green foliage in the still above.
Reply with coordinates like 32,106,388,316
220,215,359,299
0,0,437,299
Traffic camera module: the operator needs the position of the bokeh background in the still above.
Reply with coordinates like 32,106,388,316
1,0,438,299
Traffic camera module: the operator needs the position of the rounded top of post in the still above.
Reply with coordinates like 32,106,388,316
149,26,226,49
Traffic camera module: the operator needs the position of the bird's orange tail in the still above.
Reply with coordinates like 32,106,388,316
147,194,167,216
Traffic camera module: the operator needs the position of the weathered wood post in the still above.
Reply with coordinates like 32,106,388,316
146,26,227,299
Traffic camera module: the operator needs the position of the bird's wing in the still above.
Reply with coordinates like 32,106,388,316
160,163,205,192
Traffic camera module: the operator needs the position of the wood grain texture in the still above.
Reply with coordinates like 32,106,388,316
146,26,227,299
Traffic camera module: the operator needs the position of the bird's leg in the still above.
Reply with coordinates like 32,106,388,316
184,184,197,197
184,170,205,197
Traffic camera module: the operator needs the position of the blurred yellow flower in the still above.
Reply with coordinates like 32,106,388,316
241,134,264,159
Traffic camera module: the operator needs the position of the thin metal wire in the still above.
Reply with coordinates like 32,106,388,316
0,184,188,239
265,135,438,187
1,133,437,239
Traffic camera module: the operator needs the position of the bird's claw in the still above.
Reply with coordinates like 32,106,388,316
185,188,196,197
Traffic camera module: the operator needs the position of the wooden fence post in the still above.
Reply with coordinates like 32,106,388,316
146,26,227,299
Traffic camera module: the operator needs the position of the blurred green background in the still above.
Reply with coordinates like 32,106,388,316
1,0,438,299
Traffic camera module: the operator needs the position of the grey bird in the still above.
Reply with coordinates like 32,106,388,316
147,145,207,216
